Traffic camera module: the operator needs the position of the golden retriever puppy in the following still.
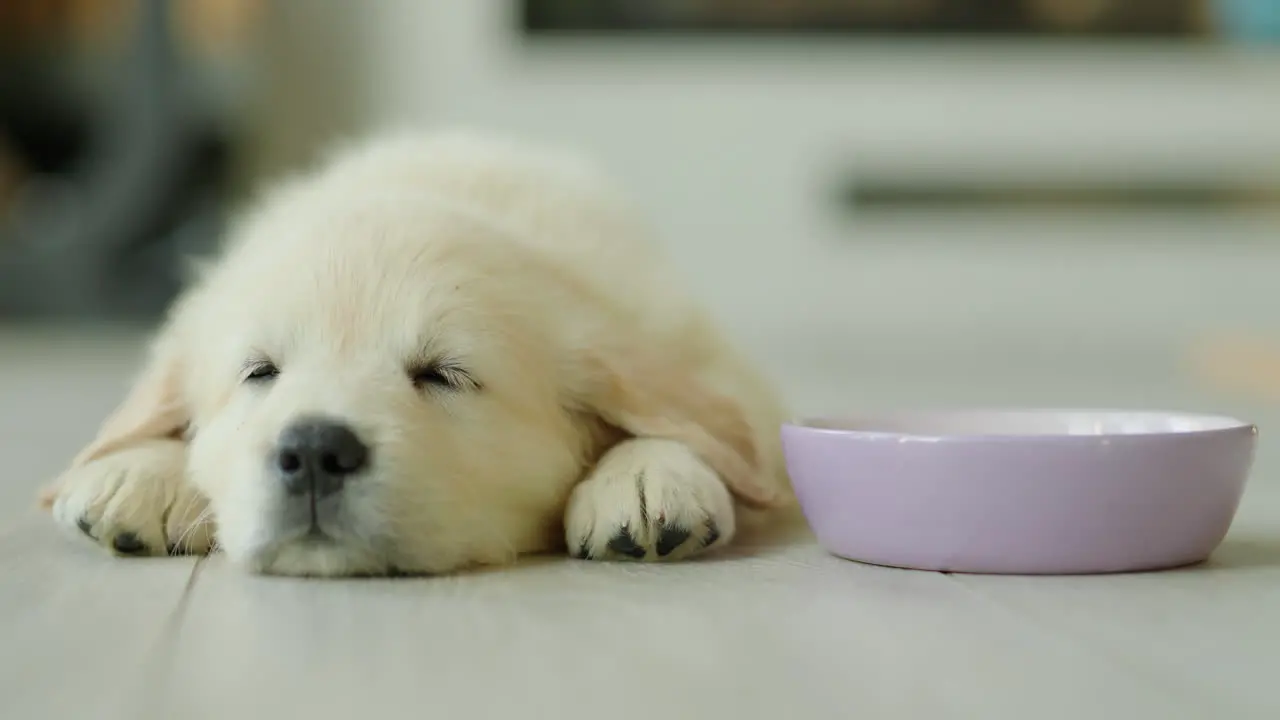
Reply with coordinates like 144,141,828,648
40,131,793,576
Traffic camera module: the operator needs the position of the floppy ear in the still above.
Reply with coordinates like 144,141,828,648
70,333,190,469
38,332,189,510
580,346,783,510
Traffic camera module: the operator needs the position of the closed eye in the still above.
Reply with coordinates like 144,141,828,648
242,359,280,384
408,361,479,392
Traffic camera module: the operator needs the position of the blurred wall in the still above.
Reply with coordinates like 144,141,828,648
239,0,377,185
254,2,1280,375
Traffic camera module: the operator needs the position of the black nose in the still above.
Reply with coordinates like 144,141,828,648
274,418,369,498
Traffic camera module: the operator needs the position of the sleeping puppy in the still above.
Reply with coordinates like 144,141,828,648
39,131,793,576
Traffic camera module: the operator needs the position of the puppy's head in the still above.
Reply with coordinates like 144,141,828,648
141,192,595,575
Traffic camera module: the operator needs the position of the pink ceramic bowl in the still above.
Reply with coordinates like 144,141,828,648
782,410,1257,574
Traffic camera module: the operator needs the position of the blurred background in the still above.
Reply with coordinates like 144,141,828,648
2,0,1280,465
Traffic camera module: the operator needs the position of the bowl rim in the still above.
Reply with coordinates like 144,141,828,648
783,408,1257,442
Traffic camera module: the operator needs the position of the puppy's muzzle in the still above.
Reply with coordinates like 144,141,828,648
273,417,370,500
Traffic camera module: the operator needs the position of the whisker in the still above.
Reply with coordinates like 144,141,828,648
172,506,214,555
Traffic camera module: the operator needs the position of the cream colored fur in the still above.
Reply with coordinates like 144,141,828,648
41,131,793,576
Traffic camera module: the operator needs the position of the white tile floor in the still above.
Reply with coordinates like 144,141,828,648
3,326,1278,719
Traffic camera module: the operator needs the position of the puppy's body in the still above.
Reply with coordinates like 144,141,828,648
43,132,792,576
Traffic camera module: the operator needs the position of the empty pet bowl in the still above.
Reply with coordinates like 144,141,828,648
781,410,1257,574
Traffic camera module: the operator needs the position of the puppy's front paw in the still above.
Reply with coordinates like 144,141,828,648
565,438,735,562
45,440,213,557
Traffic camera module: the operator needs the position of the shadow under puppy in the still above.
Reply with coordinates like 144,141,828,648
40,131,795,577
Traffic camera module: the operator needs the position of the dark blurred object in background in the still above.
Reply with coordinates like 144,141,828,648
0,0,259,321
523,0,1280,40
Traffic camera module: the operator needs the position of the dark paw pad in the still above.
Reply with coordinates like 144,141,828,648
111,532,149,556
701,521,721,549
574,540,592,560
607,528,647,559
655,525,692,557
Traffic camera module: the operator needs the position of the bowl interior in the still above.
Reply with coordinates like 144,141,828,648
792,410,1250,438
